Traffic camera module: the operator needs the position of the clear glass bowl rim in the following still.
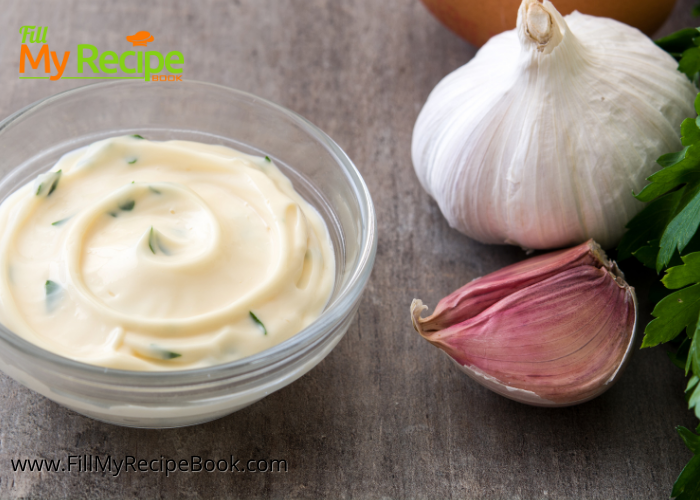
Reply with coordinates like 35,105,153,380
0,80,377,386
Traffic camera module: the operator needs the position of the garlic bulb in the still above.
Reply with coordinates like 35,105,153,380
411,240,637,406
412,0,696,250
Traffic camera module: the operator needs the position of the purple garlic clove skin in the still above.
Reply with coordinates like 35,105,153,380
411,240,637,406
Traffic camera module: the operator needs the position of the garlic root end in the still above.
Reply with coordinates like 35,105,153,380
410,299,428,335
525,2,553,46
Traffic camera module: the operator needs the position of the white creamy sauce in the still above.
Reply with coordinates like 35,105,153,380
0,136,335,370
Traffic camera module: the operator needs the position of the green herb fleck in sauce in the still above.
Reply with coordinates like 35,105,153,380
127,158,137,165
36,170,62,197
249,311,267,335
108,199,135,217
148,227,156,254
265,156,272,162
45,280,63,312
51,216,71,226
147,226,170,255
119,200,135,211
45,280,60,295
150,344,181,360
131,134,145,140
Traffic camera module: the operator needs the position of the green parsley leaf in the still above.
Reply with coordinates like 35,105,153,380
687,332,700,379
688,376,700,394
642,284,700,348
131,134,145,140
679,426,700,454
657,183,700,271
618,131,700,272
656,28,700,55
669,338,692,370
672,453,700,499
663,148,692,168
683,118,700,146
618,192,684,263
688,375,700,412
680,47,700,81
670,350,687,370
631,241,660,270
663,252,700,289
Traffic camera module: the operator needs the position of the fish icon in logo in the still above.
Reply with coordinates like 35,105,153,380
126,31,154,47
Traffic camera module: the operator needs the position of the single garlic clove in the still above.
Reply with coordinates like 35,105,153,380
415,240,610,333
411,240,637,406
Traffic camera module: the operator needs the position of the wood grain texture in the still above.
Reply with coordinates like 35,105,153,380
0,1,697,498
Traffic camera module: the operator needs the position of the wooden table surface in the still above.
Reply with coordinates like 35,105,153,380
0,1,698,498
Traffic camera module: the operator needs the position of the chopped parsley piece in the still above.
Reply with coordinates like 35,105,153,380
147,227,169,255
119,200,135,211
35,170,62,197
150,344,181,360
45,280,63,312
51,216,71,226
148,227,156,254
249,311,267,335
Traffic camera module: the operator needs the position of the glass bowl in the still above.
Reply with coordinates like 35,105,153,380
0,81,376,428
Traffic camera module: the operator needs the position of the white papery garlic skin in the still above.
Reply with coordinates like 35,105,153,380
412,0,696,250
